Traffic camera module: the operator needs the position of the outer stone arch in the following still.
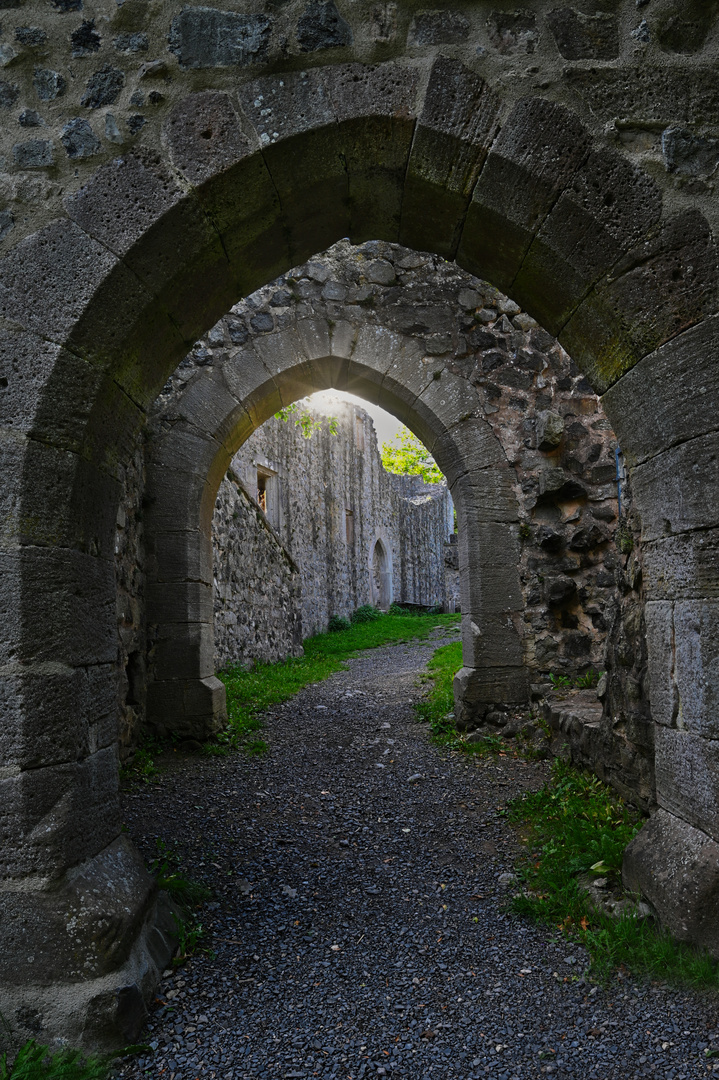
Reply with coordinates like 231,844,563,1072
2,53,719,1045
144,310,525,741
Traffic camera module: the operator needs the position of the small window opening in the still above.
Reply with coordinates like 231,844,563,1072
355,414,365,452
345,509,354,546
257,471,268,514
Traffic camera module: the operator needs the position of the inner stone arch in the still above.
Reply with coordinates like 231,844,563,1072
143,239,624,758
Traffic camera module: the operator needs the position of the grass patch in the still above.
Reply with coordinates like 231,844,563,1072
508,759,719,988
0,1041,109,1079
119,739,164,784
214,611,460,754
414,639,508,757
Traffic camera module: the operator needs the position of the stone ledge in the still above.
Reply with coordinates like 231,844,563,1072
543,689,654,811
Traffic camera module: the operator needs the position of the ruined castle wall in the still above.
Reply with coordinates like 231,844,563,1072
211,397,453,671
212,469,303,671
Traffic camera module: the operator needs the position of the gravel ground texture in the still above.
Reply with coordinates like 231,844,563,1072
116,630,719,1080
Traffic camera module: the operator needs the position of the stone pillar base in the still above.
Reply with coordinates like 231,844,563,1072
453,665,529,731
0,836,180,1051
146,674,227,741
623,809,719,958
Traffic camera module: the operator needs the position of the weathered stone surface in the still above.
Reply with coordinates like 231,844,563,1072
643,530,719,601
656,728,719,840
297,1,352,51
602,316,719,466
32,67,65,99
459,98,589,295
563,209,717,391
168,9,272,69
408,10,470,45
81,66,124,108
631,431,719,541
61,117,101,158
546,8,618,60
12,138,53,167
0,747,120,878
536,409,564,449
486,9,538,54
623,810,719,957
662,127,719,177
402,57,501,257
647,600,719,740
513,149,662,334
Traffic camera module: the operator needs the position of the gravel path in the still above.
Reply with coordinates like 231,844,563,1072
117,631,719,1080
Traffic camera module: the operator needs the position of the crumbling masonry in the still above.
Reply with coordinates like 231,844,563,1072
2,0,719,1047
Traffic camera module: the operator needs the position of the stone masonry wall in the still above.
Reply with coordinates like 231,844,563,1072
212,396,453,671
2,2,719,254
212,466,303,671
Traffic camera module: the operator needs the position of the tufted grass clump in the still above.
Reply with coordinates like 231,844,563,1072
215,611,460,755
508,761,719,988
414,640,508,757
350,604,382,624
0,1040,109,1079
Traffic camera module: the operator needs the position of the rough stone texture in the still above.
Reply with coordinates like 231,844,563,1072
2,12,719,1043
623,809,719,957
168,9,272,69
212,465,303,672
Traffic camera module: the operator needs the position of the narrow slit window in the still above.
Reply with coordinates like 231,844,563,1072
355,414,365,452
345,509,354,546
257,471,268,514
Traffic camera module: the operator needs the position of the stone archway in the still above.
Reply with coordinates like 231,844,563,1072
2,55,718,1045
144,306,525,741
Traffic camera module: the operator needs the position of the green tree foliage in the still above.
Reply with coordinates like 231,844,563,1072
380,426,443,484
274,400,338,438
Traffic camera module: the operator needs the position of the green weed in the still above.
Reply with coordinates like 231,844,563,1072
215,611,460,755
548,669,604,691
414,640,509,757
327,615,351,632
119,743,162,784
350,604,381,624
150,839,211,910
508,760,719,988
0,1041,108,1080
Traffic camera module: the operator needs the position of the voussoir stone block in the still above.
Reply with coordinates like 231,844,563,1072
512,148,662,335
322,62,420,242
64,152,236,344
0,218,116,343
236,69,350,261
623,809,719,958
602,315,719,467
458,97,589,295
165,91,287,295
561,209,717,392
402,56,501,258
